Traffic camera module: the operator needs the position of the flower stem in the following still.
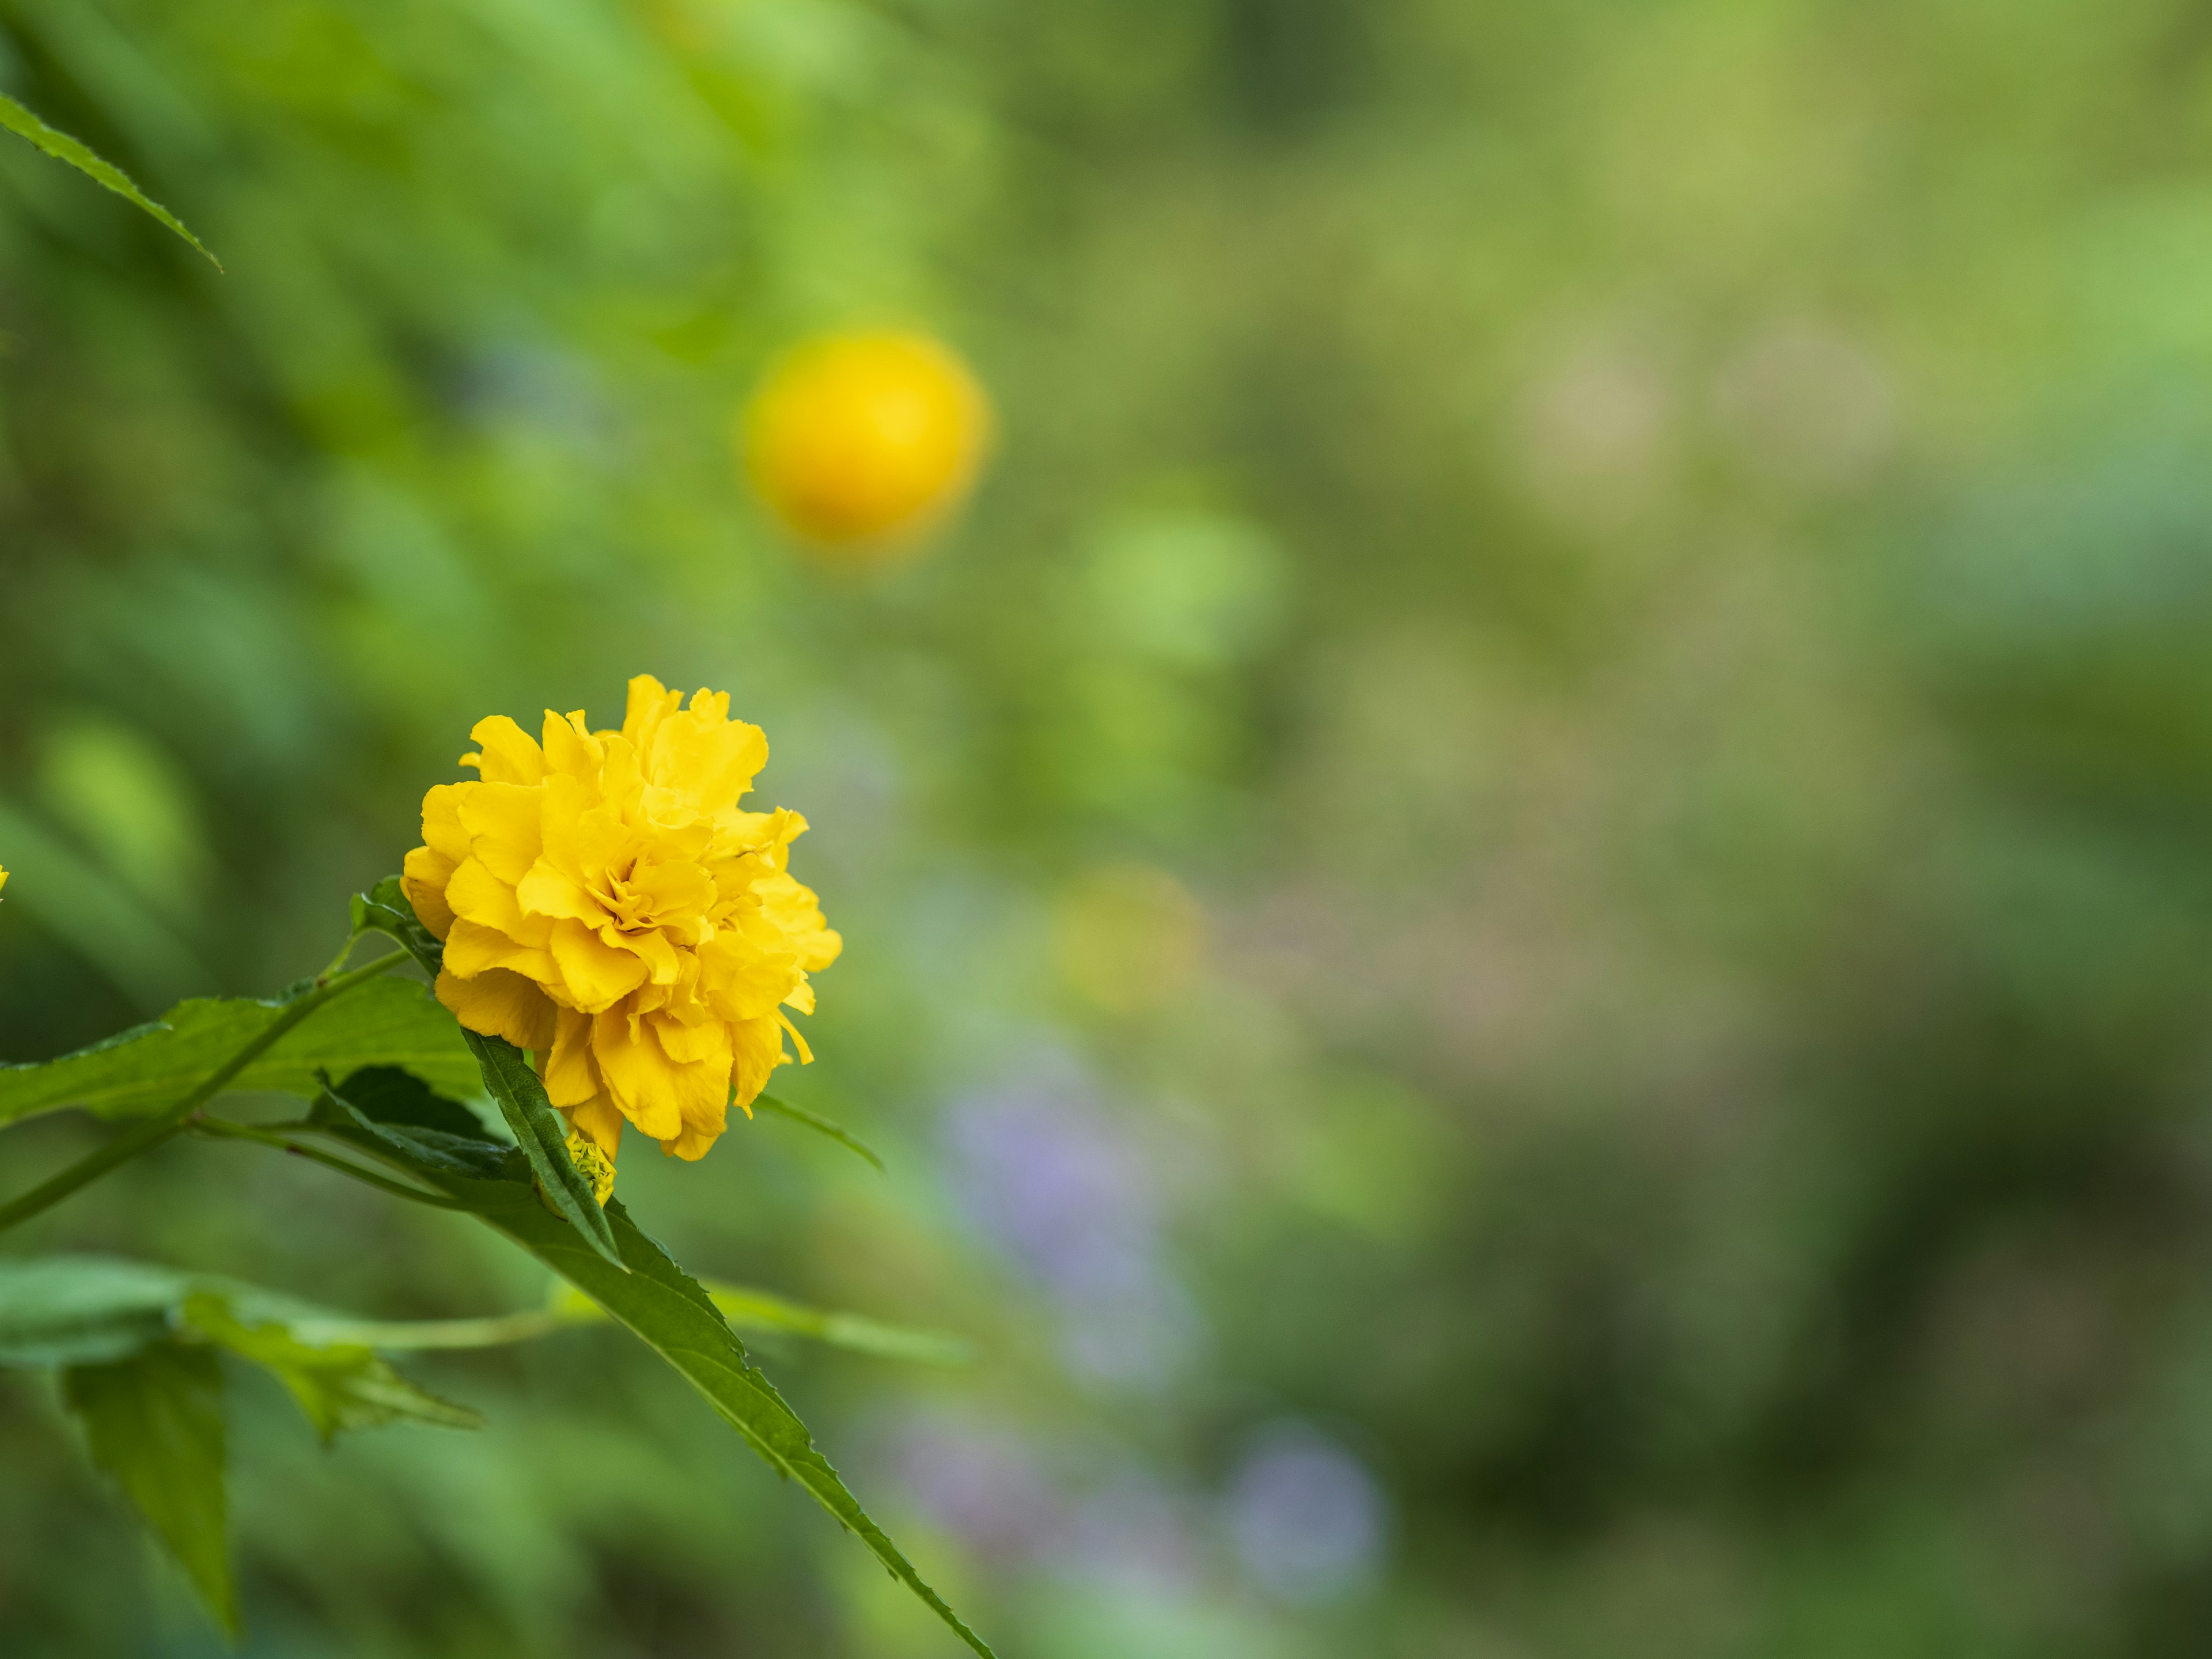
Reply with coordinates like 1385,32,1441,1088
0,950,407,1235
286,1307,575,1350
187,1116,465,1210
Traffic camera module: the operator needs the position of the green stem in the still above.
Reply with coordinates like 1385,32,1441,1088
289,1308,573,1350
0,951,407,1234
188,1116,464,1211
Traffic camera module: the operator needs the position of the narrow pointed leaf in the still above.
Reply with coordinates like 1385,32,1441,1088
351,880,621,1267
753,1093,885,1173
0,93,220,267
537,1278,968,1365
706,1285,971,1366
63,1343,234,1634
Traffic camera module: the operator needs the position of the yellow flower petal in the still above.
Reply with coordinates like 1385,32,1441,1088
446,857,551,944
550,918,649,1012
543,1007,601,1107
568,1094,625,1160
435,965,556,1052
402,846,459,940
443,918,559,984
456,782,545,884
460,715,548,785
413,680,835,1165
516,858,603,925
421,785,471,863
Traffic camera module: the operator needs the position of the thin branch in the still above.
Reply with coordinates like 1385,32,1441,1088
189,1116,464,1210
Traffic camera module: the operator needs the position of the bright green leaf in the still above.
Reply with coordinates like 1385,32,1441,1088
182,1294,482,1443
63,1342,234,1635
536,1278,969,1365
317,1085,997,1658
0,975,479,1128
0,1255,194,1367
0,93,221,268
0,1255,350,1369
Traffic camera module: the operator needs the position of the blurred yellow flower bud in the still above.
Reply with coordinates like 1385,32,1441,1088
741,330,993,557
0,865,9,897
1051,863,1205,1016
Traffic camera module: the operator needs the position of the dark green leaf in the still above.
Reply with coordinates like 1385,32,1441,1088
333,1063,490,1139
317,1086,997,1658
63,1343,234,1635
350,877,620,1268
350,877,444,978
753,1093,885,1173
468,1030,622,1266
0,976,478,1128
0,93,221,268
182,1294,482,1443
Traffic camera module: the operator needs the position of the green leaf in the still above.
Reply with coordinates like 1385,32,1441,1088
335,1062,490,1139
0,1255,481,1434
467,1032,623,1266
0,1255,353,1369
0,1255,194,1367
63,1342,234,1635
753,1092,886,1173
539,1278,970,1366
705,1285,971,1366
0,975,479,1129
182,1294,482,1443
317,1086,997,1658
350,877,445,978
349,880,622,1268
0,93,221,268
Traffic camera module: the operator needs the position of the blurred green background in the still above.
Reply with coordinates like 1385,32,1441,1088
6,0,2212,1653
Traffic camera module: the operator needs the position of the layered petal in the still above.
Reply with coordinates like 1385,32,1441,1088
435,965,556,1052
404,677,835,1174
401,845,457,939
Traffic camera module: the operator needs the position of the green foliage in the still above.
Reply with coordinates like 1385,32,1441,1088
62,1344,233,1634
183,1295,482,1444
0,92,220,267
0,1255,320,1367
309,1071,997,1657
11,1256,475,1635
0,976,476,1127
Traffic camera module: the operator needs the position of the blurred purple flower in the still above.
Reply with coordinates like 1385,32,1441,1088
1055,1468,1202,1598
943,1046,1199,1385
1224,1423,1389,1604
893,1410,1066,1564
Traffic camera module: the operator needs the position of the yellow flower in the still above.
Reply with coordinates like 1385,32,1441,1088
0,865,8,896
741,329,993,555
400,676,841,1166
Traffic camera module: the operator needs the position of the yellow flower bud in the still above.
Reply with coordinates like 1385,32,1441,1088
740,330,993,558
564,1129,616,1206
